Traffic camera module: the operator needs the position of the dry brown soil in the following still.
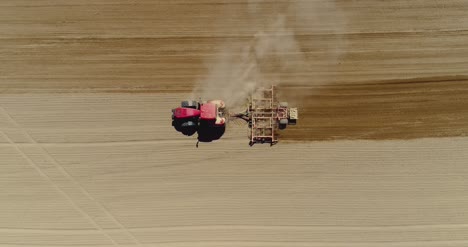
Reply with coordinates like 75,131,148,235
1,1,468,246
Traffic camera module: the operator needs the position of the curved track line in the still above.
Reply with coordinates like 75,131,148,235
0,107,142,246
0,130,119,246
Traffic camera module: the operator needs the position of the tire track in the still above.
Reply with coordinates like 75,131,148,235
0,123,120,247
0,107,142,246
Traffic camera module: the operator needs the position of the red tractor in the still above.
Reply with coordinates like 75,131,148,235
172,100,226,143
171,86,298,147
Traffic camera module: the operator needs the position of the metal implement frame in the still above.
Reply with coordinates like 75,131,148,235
248,86,279,146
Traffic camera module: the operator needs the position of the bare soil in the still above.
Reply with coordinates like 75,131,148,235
1,1,468,246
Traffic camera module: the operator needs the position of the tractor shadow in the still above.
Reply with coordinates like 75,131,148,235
172,120,197,136
196,124,226,143
172,120,226,145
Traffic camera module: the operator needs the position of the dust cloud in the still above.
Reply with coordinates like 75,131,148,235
191,0,347,109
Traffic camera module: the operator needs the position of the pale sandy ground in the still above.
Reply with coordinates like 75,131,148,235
1,94,468,246
1,0,468,246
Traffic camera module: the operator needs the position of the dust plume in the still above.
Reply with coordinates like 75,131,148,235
191,0,347,108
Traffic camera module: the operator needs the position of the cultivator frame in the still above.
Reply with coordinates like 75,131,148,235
247,85,293,146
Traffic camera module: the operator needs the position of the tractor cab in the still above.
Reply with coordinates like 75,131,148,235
200,100,225,126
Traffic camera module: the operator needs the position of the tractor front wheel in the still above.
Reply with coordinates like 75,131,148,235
181,101,198,109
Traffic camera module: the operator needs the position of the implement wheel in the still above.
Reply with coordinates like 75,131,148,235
279,118,288,129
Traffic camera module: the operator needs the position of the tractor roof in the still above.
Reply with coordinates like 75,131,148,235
200,103,217,120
